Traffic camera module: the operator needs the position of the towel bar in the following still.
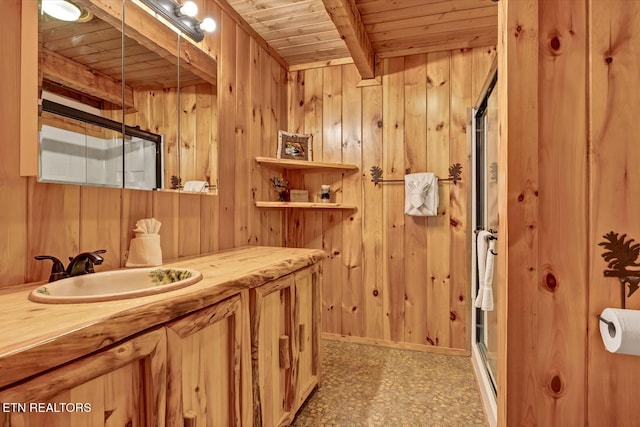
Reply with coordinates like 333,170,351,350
370,163,462,185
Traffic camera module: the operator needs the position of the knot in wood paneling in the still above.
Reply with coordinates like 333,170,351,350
545,370,566,399
514,24,523,38
541,266,559,292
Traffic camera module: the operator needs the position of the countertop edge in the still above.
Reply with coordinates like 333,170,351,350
0,246,325,390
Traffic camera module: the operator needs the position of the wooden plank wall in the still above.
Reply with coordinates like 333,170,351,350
588,0,640,424
499,0,640,424
287,46,496,352
0,0,285,286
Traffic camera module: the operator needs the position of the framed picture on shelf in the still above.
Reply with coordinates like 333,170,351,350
277,130,313,161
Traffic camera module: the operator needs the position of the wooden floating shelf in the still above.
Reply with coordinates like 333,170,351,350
255,157,358,173
255,201,357,210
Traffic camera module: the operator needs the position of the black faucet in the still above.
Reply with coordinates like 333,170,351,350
35,250,106,282
66,250,106,276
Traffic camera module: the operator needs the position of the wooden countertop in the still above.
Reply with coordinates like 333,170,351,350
0,246,324,390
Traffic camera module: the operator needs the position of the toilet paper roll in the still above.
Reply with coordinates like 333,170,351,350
599,308,640,356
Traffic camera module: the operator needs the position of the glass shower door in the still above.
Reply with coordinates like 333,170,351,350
473,70,498,395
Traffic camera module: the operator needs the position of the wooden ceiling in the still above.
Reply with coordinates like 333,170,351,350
226,0,352,65
40,13,206,92
357,0,498,58
226,0,498,78
40,0,498,100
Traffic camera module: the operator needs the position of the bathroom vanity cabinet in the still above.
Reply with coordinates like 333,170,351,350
251,264,320,426
0,247,323,427
0,328,167,426
165,292,251,427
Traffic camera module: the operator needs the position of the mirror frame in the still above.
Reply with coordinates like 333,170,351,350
21,0,39,177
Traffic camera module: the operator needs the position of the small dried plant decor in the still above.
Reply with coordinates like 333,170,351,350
270,176,290,201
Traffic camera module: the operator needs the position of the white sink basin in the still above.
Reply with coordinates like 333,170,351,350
28,267,203,304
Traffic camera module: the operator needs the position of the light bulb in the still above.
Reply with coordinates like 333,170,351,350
198,17,216,33
176,1,198,17
42,0,81,21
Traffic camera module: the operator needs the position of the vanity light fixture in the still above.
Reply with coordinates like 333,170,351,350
197,17,216,33
138,0,216,42
41,0,82,22
174,0,198,17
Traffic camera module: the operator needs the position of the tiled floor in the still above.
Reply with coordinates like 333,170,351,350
292,339,488,427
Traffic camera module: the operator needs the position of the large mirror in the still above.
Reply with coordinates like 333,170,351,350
37,0,218,192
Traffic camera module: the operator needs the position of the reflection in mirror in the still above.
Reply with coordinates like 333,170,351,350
177,36,218,193
37,0,218,192
42,99,162,188
38,1,127,186
122,0,179,190
122,0,219,193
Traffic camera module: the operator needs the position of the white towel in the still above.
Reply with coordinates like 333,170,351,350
481,239,496,310
404,173,438,216
183,180,209,192
475,231,490,309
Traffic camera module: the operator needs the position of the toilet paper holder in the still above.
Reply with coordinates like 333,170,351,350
597,315,618,342
598,315,614,330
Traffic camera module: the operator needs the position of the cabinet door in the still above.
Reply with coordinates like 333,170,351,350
0,328,166,427
251,274,295,427
292,264,321,411
165,292,251,427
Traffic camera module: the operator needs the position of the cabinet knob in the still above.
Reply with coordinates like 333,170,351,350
298,324,306,352
279,335,291,369
184,410,197,427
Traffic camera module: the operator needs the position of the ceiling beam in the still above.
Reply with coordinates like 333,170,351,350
321,0,375,79
41,48,136,110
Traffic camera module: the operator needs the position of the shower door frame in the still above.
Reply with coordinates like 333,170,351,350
470,63,498,427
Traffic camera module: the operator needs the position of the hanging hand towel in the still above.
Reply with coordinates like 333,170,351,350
183,180,209,192
479,238,496,311
126,218,163,267
474,231,491,309
404,173,439,216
